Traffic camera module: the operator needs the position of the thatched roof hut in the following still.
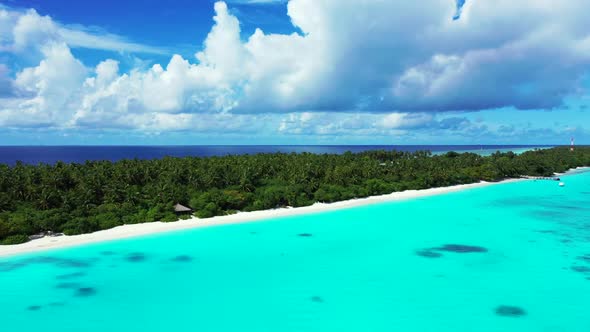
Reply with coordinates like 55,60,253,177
174,203,192,214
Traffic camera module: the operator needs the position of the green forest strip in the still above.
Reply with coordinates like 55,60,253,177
1,147,589,245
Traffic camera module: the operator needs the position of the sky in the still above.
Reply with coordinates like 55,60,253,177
0,0,589,145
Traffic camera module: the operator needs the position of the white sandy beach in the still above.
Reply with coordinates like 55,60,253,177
0,179,528,258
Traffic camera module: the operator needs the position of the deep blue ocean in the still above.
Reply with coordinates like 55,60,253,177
0,145,552,165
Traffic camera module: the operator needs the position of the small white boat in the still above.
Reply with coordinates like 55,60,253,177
559,182,565,187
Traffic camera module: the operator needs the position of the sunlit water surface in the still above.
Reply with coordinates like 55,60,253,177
1,171,589,331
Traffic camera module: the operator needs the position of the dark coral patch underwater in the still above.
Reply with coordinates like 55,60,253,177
126,253,147,262
537,230,558,234
434,244,488,253
415,249,443,258
75,287,97,297
310,296,324,303
571,266,590,273
171,255,193,262
416,244,488,258
495,305,526,317
27,305,42,311
297,233,313,237
55,271,86,280
1,257,94,272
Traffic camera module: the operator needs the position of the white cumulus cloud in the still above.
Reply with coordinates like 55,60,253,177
0,0,589,135
0,8,168,55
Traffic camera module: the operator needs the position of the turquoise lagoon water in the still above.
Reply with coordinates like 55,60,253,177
1,171,589,332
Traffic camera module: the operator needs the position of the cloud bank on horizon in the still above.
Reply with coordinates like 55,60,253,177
0,0,589,144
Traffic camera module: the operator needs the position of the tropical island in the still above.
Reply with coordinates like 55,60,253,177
0,146,589,245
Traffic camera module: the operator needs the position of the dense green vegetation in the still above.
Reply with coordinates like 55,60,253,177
1,147,589,244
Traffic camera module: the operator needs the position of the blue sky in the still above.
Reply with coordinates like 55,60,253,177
0,0,589,145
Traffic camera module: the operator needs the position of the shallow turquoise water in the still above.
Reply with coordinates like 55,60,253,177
1,171,589,331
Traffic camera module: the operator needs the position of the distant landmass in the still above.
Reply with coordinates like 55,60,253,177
0,145,553,165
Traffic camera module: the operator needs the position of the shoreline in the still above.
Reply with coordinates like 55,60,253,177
0,179,526,258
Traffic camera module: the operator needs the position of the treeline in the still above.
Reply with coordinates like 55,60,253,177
1,147,589,244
